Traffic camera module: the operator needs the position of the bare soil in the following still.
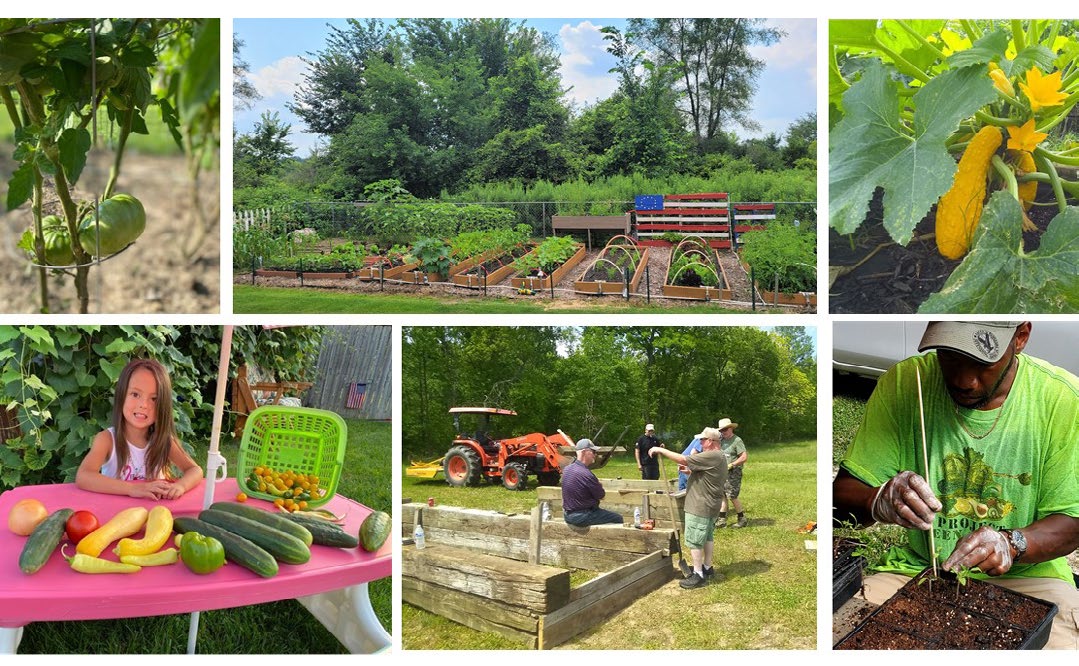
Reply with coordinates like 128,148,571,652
830,186,1056,314
1,149,220,314
238,243,797,311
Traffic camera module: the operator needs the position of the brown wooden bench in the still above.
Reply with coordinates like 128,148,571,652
550,214,631,250
231,364,314,438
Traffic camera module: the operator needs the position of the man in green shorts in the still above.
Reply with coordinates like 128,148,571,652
834,321,1079,648
651,426,728,589
715,418,748,528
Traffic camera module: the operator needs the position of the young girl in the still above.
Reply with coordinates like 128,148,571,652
76,358,203,499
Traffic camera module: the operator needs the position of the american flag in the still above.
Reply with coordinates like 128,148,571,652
346,382,367,410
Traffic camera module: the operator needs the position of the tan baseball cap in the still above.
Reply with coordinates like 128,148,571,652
918,321,1022,364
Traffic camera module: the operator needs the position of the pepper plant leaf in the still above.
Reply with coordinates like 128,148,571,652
830,61,998,243
919,191,1079,313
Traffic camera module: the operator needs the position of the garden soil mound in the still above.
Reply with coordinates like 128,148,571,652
1,150,220,314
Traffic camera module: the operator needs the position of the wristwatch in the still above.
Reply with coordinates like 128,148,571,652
1003,529,1028,562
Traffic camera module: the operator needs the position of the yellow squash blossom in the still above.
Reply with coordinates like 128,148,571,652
1006,119,1049,153
988,64,1015,97
1019,67,1067,112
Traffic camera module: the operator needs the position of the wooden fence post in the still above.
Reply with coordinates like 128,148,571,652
529,505,543,565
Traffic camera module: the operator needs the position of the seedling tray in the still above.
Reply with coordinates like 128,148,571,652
832,541,864,612
835,567,1057,650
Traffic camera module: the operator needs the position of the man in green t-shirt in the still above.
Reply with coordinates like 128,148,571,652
651,427,728,589
834,321,1079,649
715,418,748,528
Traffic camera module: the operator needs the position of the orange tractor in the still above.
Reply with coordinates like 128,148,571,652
406,407,616,491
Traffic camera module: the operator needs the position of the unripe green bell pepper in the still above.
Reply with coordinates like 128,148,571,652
179,531,225,574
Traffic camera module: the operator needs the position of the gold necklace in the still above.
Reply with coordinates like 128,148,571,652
953,401,1004,439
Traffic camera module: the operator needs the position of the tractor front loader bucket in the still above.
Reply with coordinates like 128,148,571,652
406,457,444,479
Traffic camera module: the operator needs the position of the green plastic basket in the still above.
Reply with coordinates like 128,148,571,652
236,405,347,508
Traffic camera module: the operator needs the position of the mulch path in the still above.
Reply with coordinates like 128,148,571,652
829,187,1056,314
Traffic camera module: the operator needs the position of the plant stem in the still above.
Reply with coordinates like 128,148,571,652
991,155,1019,201
0,86,23,132
1035,146,1079,166
873,39,932,84
895,20,947,61
1010,20,1026,51
102,107,133,200
975,111,1014,127
1034,150,1069,213
32,165,48,312
959,19,982,41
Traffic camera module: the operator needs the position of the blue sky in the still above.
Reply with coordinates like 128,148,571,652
234,18,816,157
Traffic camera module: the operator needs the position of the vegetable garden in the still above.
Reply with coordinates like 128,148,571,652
0,18,220,314
830,19,1079,313
234,196,817,312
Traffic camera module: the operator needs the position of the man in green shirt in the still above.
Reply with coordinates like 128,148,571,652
715,418,748,528
834,321,1079,649
651,427,728,589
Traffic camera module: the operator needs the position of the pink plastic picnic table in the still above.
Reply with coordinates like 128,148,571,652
0,478,391,631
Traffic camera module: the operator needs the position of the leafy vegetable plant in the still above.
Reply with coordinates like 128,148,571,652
830,19,1079,312
514,235,579,275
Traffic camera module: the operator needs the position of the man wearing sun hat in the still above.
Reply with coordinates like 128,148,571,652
715,418,748,528
635,423,663,480
650,427,728,589
833,321,1079,648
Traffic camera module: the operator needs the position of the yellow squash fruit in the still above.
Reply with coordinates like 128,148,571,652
115,505,174,557
935,126,1003,260
1015,150,1037,211
76,506,149,557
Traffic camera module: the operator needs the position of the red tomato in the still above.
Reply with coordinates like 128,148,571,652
65,510,99,544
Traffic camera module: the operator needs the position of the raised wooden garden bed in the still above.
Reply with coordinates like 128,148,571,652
255,268,301,279
662,239,732,301
740,259,817,307
575,236,650,296
255,268,354,280
402,502,678,649
356,260,421,281
510,243,586,291
453,246,536,288
536,477,683,529
835,568,1057,650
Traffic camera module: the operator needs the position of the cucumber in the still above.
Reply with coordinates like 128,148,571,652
208,501,313,546
283,512,360,548
199,509,311,565
19,508,74,574
173,516,279,578
359,511,391,552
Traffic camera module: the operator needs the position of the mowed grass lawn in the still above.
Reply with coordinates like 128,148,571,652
401,440,817,650
234,285,774,315
18,419,390,654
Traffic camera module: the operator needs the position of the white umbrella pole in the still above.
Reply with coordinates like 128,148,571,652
188,324,234,655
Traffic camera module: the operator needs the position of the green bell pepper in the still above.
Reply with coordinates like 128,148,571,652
179,531,225,574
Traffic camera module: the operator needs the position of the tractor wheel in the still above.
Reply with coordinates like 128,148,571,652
444,446,482,487
502,462,529,491
537,471,561,487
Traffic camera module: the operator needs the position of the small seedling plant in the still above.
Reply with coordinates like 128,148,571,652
830,19,1079,312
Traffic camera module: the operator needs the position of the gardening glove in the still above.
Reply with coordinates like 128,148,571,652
871,471,942,530
943,526,1013,576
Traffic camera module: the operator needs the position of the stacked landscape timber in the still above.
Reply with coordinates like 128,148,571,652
402,503,678,648
536,478,685,530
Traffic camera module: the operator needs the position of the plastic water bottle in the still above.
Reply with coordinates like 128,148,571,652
634,506,641,527
542,501,551,522
413,523,426,550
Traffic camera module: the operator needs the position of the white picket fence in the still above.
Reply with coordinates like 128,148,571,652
235,208,272,231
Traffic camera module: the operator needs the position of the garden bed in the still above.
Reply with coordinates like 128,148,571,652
356,260,420,281
661,237,732,301
510,243,586,291
740,259,817,307
575,236,650,296
452,246,536,288
834,567,1057,650
401,502,678,649
536,477,683,529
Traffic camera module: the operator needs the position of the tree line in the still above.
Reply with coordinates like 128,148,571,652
234,18,816,207
401,326,816,457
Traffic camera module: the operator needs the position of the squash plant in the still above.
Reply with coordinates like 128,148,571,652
830,19,1079,312
514,235,578,275
1,18,218,313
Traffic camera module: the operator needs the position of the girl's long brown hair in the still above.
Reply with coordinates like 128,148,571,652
110,358,178,480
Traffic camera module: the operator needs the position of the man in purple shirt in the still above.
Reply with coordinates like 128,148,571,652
561,439,623,526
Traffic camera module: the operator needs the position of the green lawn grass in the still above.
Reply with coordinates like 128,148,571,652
402,442,817,650
17,418,390,654
234,285,777,314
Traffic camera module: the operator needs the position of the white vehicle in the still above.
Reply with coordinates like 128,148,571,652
833,321,1079,378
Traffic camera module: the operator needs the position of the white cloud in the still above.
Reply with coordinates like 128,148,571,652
557,21,619,108
249,56,307,99
751,18,817,87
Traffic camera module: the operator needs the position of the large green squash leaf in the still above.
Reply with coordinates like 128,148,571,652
920,191,1079,313
829,61,997,243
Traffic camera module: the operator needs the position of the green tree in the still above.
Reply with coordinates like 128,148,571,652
233,35,260,110
235,110,295,180
625,19,785,149
782,112,817,168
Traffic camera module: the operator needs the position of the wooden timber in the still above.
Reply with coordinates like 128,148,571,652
536,486,685,530
402,543,570,613
355,259,421,281
538,550,676,648
402,577,540,647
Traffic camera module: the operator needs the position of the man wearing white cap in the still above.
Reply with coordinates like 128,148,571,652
834,321,1079,648
562,439,623,527
715,418,748,528
635,423,662,480
650,427,728,589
